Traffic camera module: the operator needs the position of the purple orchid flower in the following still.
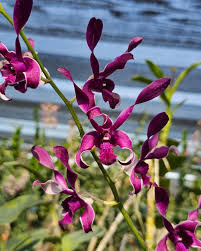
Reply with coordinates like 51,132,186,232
76,106,135,167
129,112,173,194
32,145,95,233
82,17,143,109
0,0,40,100
72,76,171,168
155,187,201,251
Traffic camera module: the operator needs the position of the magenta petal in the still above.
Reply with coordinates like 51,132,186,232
112,130,135,165
155,186,169,217
101,52,133,78
54,170,68,191
23,57,40,88
175,242,188,251
130,170,142,194
58,68,89,113
53,146,78,189
0,81,11,101
59,212,73,230
112,105,134,131
33,180,64,194
58,67,74,82
192,236,201,248
0,43,9,58
32,145,54,169
74,83,90,113
76,131,98,168
86,17,103,51
148,133,159,150
147,112,169,138
146,146,169,159
87,106,102,120
156,234,169,251
10,56,26,72
126,37,143,52
188,209,199,221
90,53,99,78
135,161,149,177
15,37,23,60
80,203,95,233
135,78,171,105
13,0,33,35
102,89,120,109
99,142,117,165
176,221,200,233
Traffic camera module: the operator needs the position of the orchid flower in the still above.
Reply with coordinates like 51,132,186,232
32,145,95,233
82,17,143,109
76,106,135,167
0,0,40,100
129,112,173,194
155,187,201,251
75,75,171,168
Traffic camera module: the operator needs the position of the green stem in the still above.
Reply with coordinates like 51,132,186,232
0,6,147,250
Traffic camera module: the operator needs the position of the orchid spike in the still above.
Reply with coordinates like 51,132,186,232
129,112,173,194
32,145,95,233
155,188,201,251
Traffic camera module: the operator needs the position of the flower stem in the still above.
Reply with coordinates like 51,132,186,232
0,6,148,250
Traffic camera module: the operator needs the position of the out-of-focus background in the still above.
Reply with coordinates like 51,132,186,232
0,0,201,139
0,1,201,251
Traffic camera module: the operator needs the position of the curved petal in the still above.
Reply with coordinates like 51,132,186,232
146,146,169,159
156,234,169,251
112,105,134,131
188,209,199,221
126,37,143,52
155,186,169,217
23,56,41,89
90,53,99,78
130,170,142,194
134,78,171,105
147,112,169,138
102,89,120,109
112,130,135,165
33,180,64,194
32,145,54,169
100,52,133,78
80,203,95,233
175,242,188,251
0,43,9,59
76,131,99,168
13,0,33,35
58,68,89,113
0,81,11,101
82,79,95,108
87,106,102,120
86,17,103,52
53,146,78,189
176,221,201,233
135,161,149,177
59,212,73,231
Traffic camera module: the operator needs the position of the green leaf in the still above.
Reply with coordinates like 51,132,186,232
61,226,105,251
131,75,153,85
172,99,186,115
6,229,49,251
145,60,165,78
0,195,40,224
169,61,201,97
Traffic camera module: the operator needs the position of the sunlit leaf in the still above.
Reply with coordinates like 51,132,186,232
0,195,40,224
169,61,201,97
145,59,165,78
131,75,153,85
